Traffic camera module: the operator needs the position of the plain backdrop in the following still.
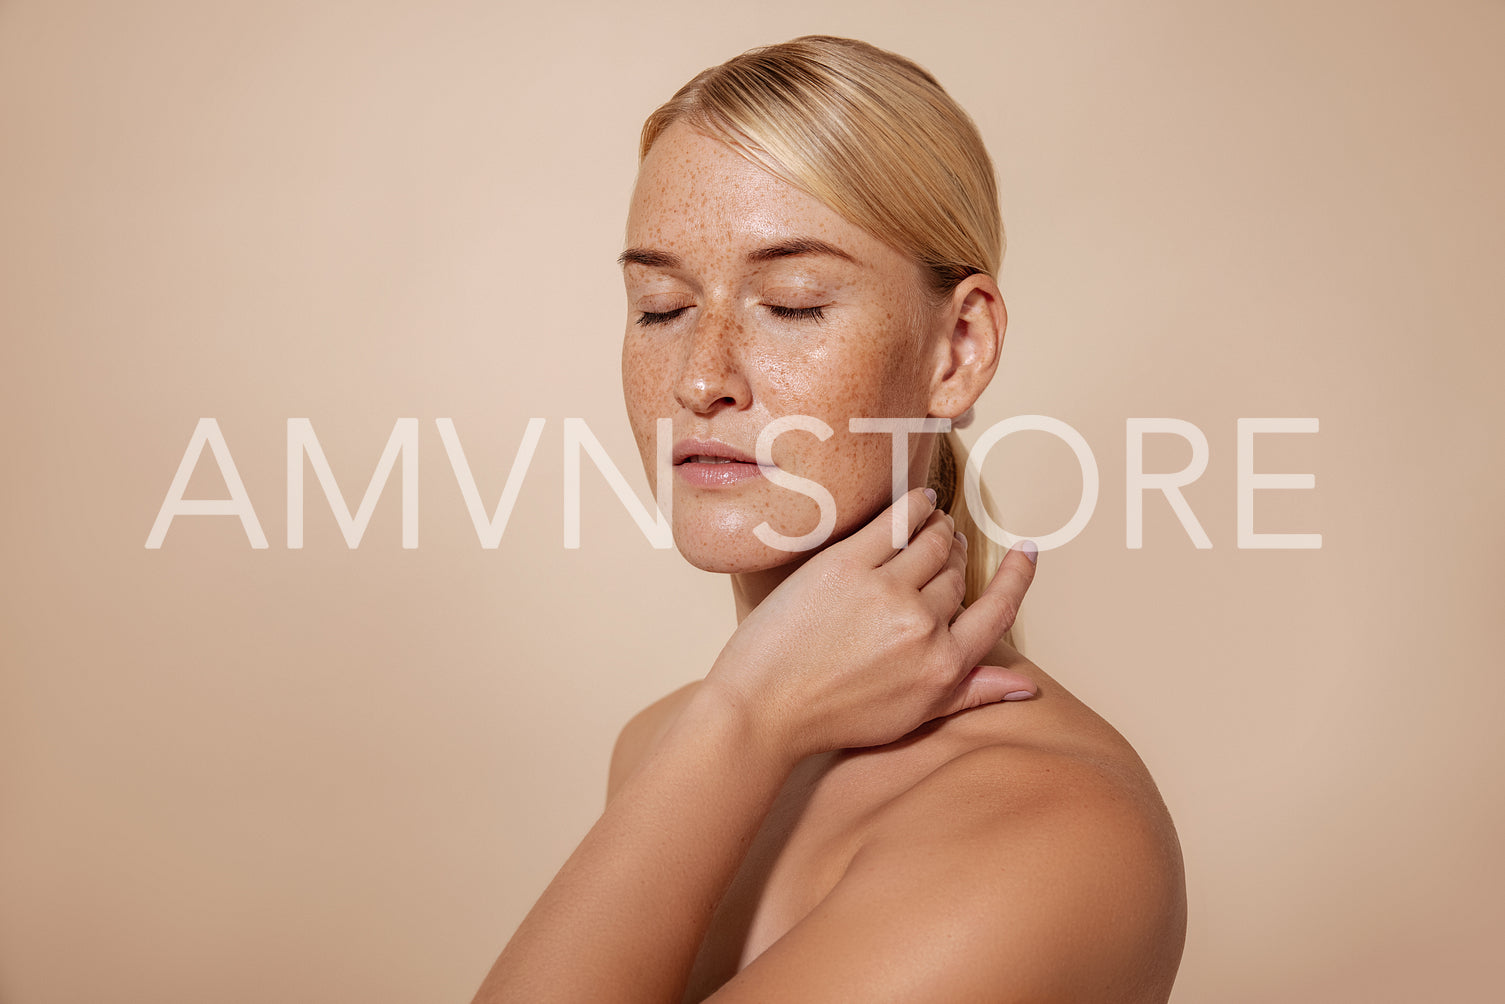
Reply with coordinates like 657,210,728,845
2,1,1502,1001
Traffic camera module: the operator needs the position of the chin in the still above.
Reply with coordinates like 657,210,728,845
672,533,804,576
670,511,820,575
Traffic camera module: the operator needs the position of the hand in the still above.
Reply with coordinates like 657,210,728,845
701,486,1039,762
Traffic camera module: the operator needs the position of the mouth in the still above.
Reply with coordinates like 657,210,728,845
673,439,768,487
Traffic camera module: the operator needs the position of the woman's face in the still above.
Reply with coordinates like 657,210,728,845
620,121,949,573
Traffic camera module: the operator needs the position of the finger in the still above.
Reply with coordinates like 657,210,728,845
949,539,1038,668
884,509,956,584
843,486,939,567
939,663,1038,716
917,529,968,618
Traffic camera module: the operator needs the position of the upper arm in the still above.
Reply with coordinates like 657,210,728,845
704,747,1187,1004
606,681,702,804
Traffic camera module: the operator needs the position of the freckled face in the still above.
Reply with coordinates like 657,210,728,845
621,121,944,573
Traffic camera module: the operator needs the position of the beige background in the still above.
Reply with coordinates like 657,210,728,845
2,1,1502,1001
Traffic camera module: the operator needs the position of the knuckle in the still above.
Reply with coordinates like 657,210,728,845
941,566,966,602
892,605,926,635
916,528,950,564
890,605,936,644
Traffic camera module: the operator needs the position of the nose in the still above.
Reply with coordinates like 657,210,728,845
674,309,752,415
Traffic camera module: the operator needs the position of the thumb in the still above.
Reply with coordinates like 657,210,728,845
941,663,1038,716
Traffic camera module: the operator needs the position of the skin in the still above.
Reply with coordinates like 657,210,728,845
619,123,995,615
473,122,1187,1003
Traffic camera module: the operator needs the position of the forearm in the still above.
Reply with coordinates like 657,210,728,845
472,685,795,1004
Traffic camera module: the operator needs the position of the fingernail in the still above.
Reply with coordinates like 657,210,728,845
1003,690,1034,701
923,487,937,505
1018,539,1038,564
954,530,967,548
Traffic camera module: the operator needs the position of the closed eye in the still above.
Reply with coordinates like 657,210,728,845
768,304,826,322
636,306,691,326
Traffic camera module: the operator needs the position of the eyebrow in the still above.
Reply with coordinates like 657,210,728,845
617,237,860,269
746,237,859,265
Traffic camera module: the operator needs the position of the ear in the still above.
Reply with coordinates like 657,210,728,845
927,274,1006,421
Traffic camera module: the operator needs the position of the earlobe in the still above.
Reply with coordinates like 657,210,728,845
928,276,1005,420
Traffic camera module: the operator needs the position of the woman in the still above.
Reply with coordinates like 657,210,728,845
475,35,1186,1003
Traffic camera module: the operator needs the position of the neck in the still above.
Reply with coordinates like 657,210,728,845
730,554,815,624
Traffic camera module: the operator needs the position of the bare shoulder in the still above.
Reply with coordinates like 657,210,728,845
851,655,1188,1001
714,704,1188,1003
714,648,1187,1002
875,734,1187,924
606,679,704,802
888,680,1183,860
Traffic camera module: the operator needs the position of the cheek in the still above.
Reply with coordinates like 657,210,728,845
789,333,934,514
621,337,674,412
621,335,676,458
750,397,928,532
757,331,931,452
741,341,822,411
750,337,919,419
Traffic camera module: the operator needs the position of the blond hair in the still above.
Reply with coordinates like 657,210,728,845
640,36,1017,646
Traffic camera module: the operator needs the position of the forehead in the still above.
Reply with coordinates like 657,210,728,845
625,121,898,268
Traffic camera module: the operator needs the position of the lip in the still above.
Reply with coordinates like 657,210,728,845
672,439,758,465
673,438,769,487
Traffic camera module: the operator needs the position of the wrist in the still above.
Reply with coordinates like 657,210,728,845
687,676,804,776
